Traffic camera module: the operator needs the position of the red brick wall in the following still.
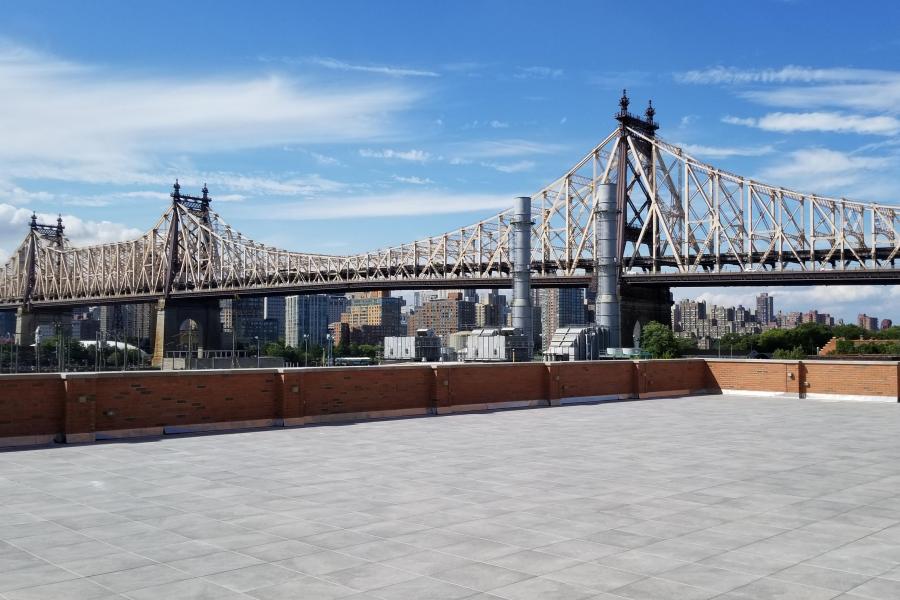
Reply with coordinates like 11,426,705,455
292,365,433,417
550,361,635,400
637,359,708,397
437,363,548,409
2,359,897,446
0,376,65,438
804,362,898,398
89,371,279,432
705,360,801,395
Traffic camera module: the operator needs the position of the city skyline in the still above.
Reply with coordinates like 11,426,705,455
1,1,899,318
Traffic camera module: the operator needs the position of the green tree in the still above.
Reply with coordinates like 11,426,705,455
832,324,869,340
876,326,900,340
640,321,681,358
773,346,806,359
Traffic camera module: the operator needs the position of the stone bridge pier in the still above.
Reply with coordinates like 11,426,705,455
151,298,222,368
14,307,73,346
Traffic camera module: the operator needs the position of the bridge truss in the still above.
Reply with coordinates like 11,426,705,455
2,95,900,309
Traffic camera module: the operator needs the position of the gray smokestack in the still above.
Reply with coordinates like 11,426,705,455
511,196,533,358
596,183,620,347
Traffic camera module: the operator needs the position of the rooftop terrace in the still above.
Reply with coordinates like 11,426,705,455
3,394,900,599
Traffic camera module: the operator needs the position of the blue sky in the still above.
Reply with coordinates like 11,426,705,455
1,0,899,321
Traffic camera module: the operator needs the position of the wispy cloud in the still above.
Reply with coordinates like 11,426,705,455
0,42,420,188
677,65,900,114
302,56,439,78
359,148,432,162
480,160,535,173
758,148,891,195
450,139,563,159
675,66,898,85
489,120,509,129
392,175,434,185
241,192,515,220
679,143,776,158
514,66,563,80
723,112,900,135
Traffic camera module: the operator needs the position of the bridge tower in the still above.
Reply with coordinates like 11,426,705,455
613,91,673,347
15,214,71,347
151,182,222,367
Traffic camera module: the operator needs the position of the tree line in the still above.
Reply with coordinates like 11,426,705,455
640,321,900,359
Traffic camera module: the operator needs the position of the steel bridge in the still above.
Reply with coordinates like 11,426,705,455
3,92,900,312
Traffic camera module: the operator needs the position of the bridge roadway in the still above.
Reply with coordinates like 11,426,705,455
5,268,900,310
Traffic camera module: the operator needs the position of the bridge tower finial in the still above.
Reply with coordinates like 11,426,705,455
645,99,656,124
619,89,629,116
30,213,37,229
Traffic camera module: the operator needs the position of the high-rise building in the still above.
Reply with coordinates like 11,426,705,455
285,295,330,347
781,311,802,328
263,297,286,341
539,288,585,350
858,313,879,331
475,290,503,328
407,292,476,338
756,293,774,326
341,291,403,345
230,297,278,345
677,299,707,333
98,303,154,346
0,311,17,339
327,296,350,325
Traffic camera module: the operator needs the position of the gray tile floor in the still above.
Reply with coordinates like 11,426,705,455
2,394,900,599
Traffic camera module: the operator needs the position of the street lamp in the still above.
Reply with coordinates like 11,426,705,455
303,334,309,368
255,336,260,368
325,333,333,366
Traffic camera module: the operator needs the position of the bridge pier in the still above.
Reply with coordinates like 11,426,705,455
15,307,73,347
620,284,673,347
151,298,222,368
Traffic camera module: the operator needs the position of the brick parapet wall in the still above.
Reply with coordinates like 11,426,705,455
1,359,896,447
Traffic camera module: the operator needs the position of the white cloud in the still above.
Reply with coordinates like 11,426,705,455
742,84,900,114
195,173,349,197
489,120,509,129
758,148,891,195
359,148,432,162
240,192,515,220
310,152,341,166
391,175,434,185
514,66,563,80
480,160,536,173
724,112,900,135
721,115,757,127
0,203,142,257
675,66,898,85
0,42,419,187
302,56,439,78
450,139,563,159
679,143,775,158
560,117,568,125
677,65,900,114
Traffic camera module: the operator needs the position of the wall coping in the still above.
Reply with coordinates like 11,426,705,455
705,358,900,366
1,357,898,380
